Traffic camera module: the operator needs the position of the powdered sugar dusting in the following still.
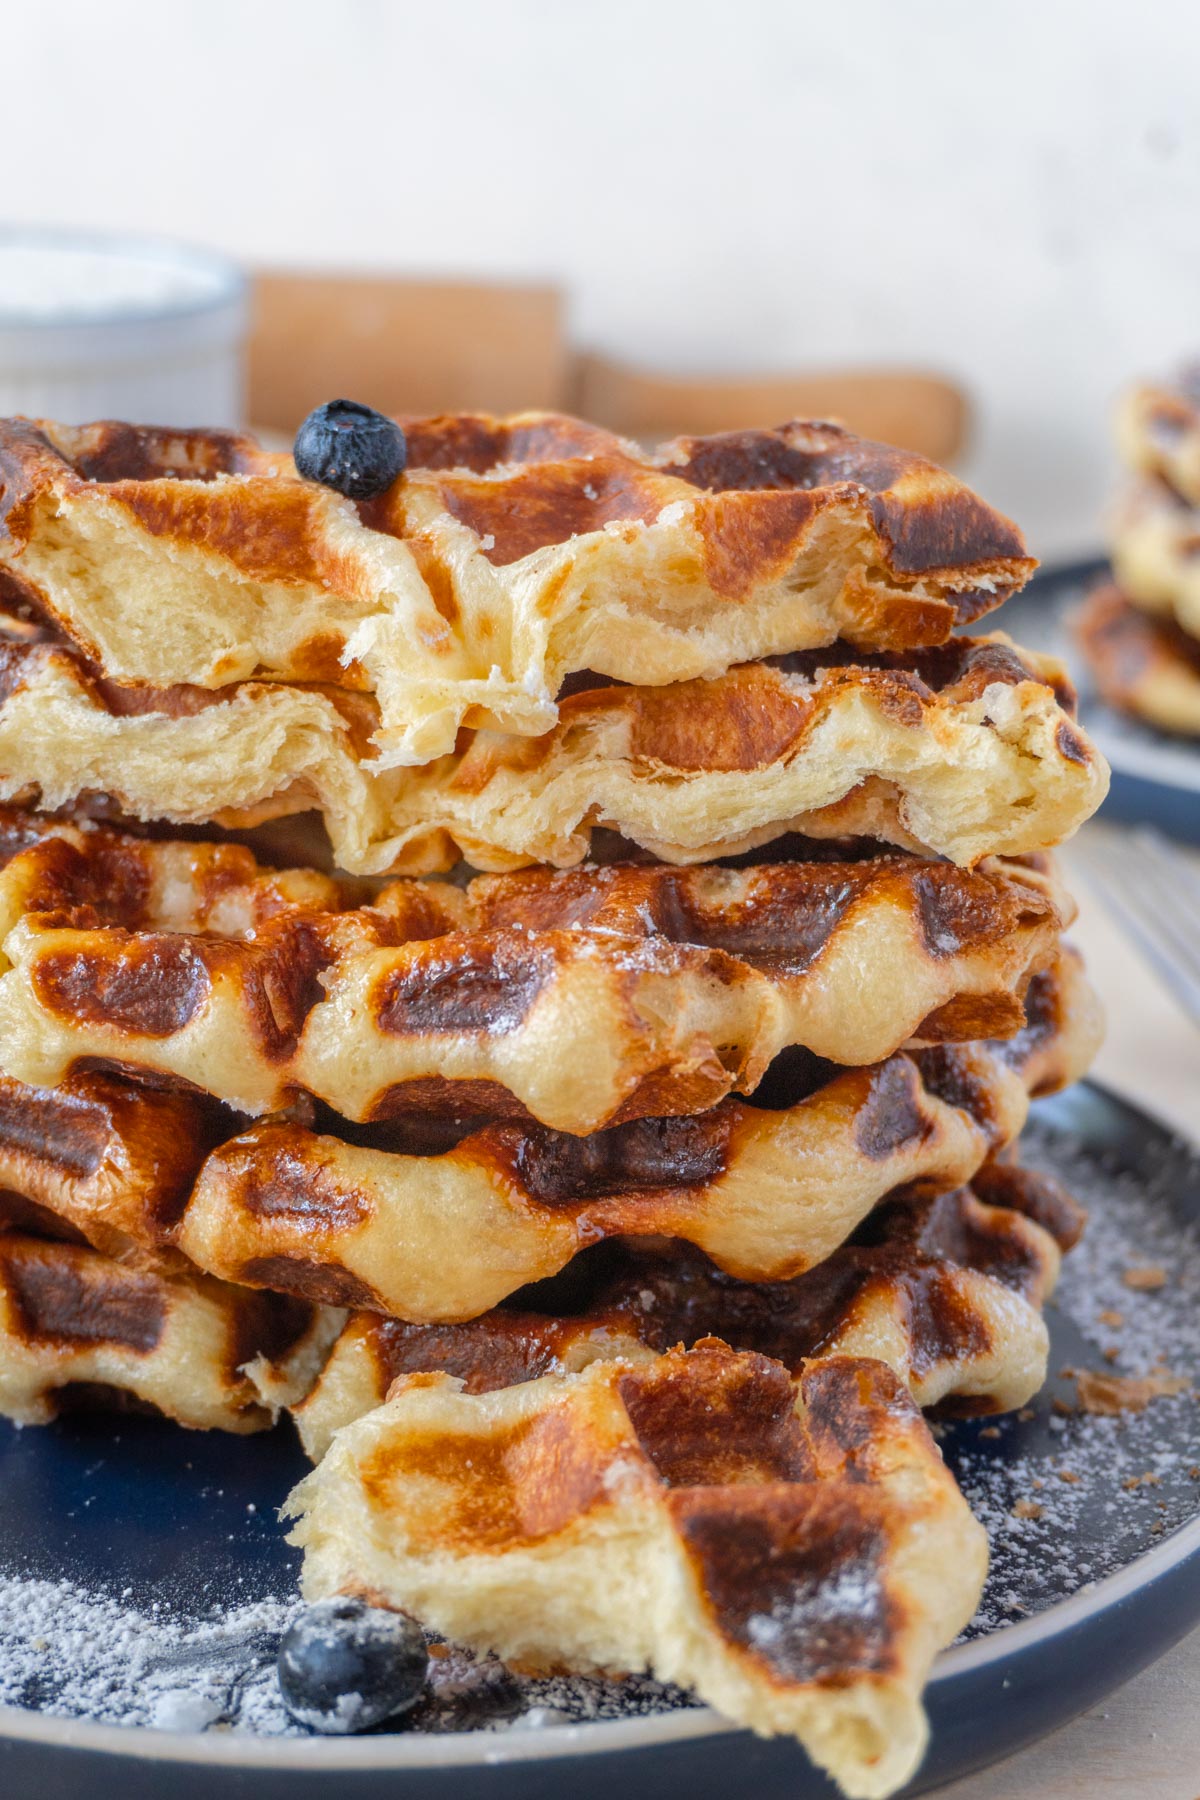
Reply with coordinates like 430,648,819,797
0,1573,691,1736
0,1581,301,1735
946,1107,1200,1637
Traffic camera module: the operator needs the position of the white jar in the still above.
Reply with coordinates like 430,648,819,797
0,228,247,427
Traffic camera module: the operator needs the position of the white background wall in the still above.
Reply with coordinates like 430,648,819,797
6,0,1199,556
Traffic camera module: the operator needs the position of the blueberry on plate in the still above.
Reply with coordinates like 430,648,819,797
293,399,407,500
277,1597,428,1734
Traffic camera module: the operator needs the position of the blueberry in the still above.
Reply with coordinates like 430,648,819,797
293,400,407,500
277,1597,428,1734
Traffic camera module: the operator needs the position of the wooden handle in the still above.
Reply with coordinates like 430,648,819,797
571,352,969,462
248,273,568,432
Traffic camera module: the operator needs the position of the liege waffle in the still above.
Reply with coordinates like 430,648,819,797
0,617,1106,875
294,1160,1084,1460
1116,370,1200,509
285,1341,987,1800
0,810,1073,1129
0,415,1034,769
0,1229,341,1432
1111,480,1200,641
172,953,1101,1321
1074,583,1200,737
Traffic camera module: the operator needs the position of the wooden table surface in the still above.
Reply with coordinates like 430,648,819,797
932,822,1200,1797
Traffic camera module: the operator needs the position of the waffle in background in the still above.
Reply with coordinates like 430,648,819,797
1074,367,1200,736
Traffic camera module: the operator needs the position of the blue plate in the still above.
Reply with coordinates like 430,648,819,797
2,1082,1199,1799
992,558,1200,842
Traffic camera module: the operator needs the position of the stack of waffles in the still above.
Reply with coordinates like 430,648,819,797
1076,367,1200,735
0,413,1109,1797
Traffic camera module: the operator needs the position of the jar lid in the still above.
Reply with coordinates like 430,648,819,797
0,228,247,370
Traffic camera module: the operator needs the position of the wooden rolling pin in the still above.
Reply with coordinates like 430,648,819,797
572,352,968,462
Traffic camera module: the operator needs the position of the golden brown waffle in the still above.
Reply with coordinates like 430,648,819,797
0,1068,226,1271
173,954,1101,1321
0,622,1106,874
294,1161,1084,1460
1116,371,1200,508
1110,480,1200,640
286,1342,987,1799
0,415,1034,769
0,1230,341,1431
1074,583,1200,737
0,811,1072,1129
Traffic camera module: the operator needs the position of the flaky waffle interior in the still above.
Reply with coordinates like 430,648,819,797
374,637,1106,873
0,616,1106,873
0,414,1034,768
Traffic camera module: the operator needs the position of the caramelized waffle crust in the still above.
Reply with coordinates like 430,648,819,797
0,414,1034,768
286,1343,987,1799
1116,372,1200,508
0,620,1106,874
0,811,1073,1128
0,937,1098,1315
1111,480,1200,640
1074,583,1200,736
294,1161,1084,1460
172,952,1100,1320
0,1230,341,1431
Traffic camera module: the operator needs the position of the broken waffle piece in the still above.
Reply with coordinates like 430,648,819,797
286,1344,987,1799
1121,1266,1167,1292
1071,1368,1191,1415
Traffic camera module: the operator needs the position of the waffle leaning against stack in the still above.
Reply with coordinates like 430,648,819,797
1076,365,1200,734
0,406,1108,1798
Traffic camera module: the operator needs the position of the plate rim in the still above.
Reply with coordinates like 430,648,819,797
2,1507,1199,1771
